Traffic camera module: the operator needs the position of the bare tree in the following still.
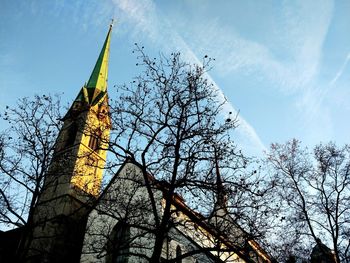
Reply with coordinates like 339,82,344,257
0,49,273,262
266,139,350,263
85,45,273,263
0,95,62,229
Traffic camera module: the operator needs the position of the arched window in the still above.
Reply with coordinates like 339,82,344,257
106,222,130,263
176,245,182,263
65,122,78,147
88,130,101,152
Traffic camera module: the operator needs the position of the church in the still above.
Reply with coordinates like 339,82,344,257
0,23,273,263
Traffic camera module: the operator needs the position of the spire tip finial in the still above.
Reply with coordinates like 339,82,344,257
110,18,115,28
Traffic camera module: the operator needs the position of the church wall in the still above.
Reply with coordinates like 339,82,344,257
169,203,245,263
165,227,215,263
25,103,110,262
68,105,110,197
80,162,159,262
79,162,248,263
80,162,201,263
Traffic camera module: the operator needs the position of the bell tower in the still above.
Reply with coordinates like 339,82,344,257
24,23,113,263
51,20,112,199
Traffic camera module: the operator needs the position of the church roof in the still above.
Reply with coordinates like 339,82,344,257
170,186,272,263
74,21,113,106
311,239,335,262
99,160,273,263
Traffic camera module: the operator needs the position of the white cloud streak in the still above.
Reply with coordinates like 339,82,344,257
181,0,335,145
330,52,350,86
112,0,266,155
182,0,333,94
112,0,338,152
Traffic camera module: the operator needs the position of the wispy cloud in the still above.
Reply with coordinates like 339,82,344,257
305,51,350,120
180,0,333,95
298,51,350,141
330,52,350,86
112,0,266,155
111,0,339,150
172,0,335,145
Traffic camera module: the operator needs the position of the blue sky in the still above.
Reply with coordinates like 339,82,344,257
1,0,349,156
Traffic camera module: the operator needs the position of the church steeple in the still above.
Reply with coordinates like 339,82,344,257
63,23,113,196
75,22,113,106
214,149,227,209
25,23,114,262
42,23,114,198
208,147,229,230
87,23,112,92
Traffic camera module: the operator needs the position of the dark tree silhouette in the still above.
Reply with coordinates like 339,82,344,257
0,49,274,263
0,95,62,229
267,139,350,263
87,45,271,262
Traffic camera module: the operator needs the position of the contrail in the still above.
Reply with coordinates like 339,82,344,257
113,0,266,155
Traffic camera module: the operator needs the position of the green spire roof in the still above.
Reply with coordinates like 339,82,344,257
75,23,113,106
